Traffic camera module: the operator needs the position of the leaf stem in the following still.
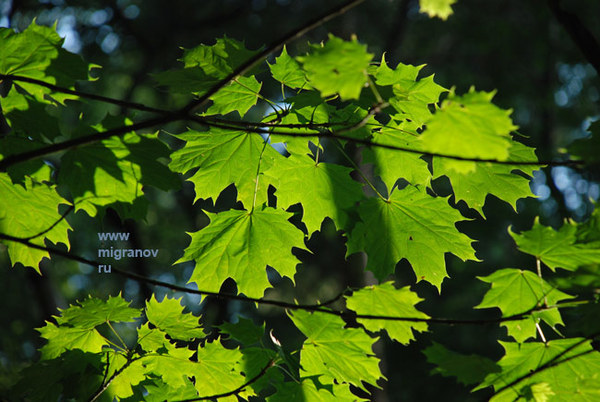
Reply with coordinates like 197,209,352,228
252,135,271,211
332,139,388,201
106,321,129,352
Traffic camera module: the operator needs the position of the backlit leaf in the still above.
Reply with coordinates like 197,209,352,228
510,218,600,271
475,268,574,342
345,282,428,344
0,173,71,271
297,35,373,100
289,310,382,391
177,207,305,298
347,186,477,290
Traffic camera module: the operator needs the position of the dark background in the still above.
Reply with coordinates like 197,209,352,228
0,0,599,400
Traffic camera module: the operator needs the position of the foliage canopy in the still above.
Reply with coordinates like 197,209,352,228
0,1,599,401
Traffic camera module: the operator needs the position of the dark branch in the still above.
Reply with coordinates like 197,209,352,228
0,115,178,172
174,359,276,402
191,117,583,167
88,355,140,402
0,232,582,325
491,333,600,398
548,0,600,75
0,74,170,115
179,0,367,114
22,205,74,241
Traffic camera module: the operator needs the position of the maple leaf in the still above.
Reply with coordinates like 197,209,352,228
169,128,281,208
419,0,457,20
205,75,262,117
269,45,308,89
365,120,431,189
433,139,538,216
0,173,71,271
419,88,518,173
176,207,305,298
145,295,204,341
423,342,499,385
475,268,574,342
56,294,140,329
59,131,179,218
345,282,429,344
510,217,600,271
266,153,364,234
297,34,373,100
289,309,382,391
476,339,600,401
347,186,477,290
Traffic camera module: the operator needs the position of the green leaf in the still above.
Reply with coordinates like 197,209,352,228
345,282,429,344
269,376,362,402
106,354,147,399
269,46,308,89
137,323,170,352
37,323,107,360
0,21,90,103
297,35,373,100
365,120,431,188
347,186,477,290
206,75,262,117
477,339,600,401
268,91,333,154
183,37,259,79
433,140,538,216
12,351,102,401
0,136,52,183
388,73,447,127
419,89,518,173
289,310,382,391
423,342,499,385
168,128,280,207
141,343,196,390
266,153,364,234
374,55,424,86
58,132,179,218
475,268,574,342
0,173,71,271
510,218,600,271
145,295,204,341
219,318,264,345
191,340,247,396
177,207,305,298
56,294,141,329
419,0,457,20
152,67,219,95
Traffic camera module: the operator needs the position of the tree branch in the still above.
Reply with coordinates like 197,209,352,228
179,0,367,115
87,355,140,402
0,114,178,172
547,0,600,76
174,359,276,402
0,232,583,325
191,116,583,167
21,205,74,241
490,333,600,398
0,74,170,115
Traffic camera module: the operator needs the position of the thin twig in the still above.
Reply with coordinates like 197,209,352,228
0,74,170,115
190,116,583,167
88,356,140,402
490,333,600,398
173,359,276,402
0,232,583,325
179,0,367,115
19,205,74,241
0,115,177,172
